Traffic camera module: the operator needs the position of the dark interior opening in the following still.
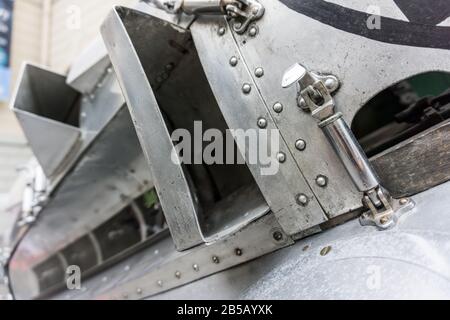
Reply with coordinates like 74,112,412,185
352,71,450,157
124,9,266,238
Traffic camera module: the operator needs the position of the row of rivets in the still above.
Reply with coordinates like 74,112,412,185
221,23,327,209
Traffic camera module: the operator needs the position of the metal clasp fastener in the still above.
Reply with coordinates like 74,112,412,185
282,63,407,229
151,0,265,34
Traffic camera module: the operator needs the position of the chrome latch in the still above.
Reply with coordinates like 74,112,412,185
282,63,403,229
149,0,264,34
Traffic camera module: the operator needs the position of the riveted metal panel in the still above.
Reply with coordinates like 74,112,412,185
191,18,328,236
222,0,450,218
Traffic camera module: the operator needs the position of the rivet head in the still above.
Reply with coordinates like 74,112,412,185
218,26,226,36
193,264,200,272
242,83,252,94
320,246,332,256
295,139,306,151
175,271,181,279
298,97,308,110
399,198,409,205
157,280,163,287
165,63,174,71
296,194,309,206
136,288,143,295
273,102,283,113
229,56,238,67
325,77,338,91
254,67,264,78
316,175,328,188
248,25,258,37
212,256,220,264
257,117,267,129
277,152,286,163
273,231,284,242
235,248,243,256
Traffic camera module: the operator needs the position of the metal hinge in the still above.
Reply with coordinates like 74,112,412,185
149,0,265,34
282,63,413,229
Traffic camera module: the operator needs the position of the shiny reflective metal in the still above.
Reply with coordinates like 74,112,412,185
282,63,398,228
101,6,269,251
150,0,265,34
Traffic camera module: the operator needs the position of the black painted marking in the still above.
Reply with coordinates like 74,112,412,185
280,0,450,50
394,0,450,26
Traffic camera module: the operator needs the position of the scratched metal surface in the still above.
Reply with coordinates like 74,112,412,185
51,180,450,300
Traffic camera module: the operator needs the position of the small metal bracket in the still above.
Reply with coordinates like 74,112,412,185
149,0,265,34
228,0,265,34
360,196,415,230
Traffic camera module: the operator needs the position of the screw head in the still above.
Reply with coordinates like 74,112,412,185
380,216,390,225
298,97,308,110
212,256,220,264
248,25,258,37
273,231,284,242
242,83,252,94
277,152,286,163
235,248,243,256
229,56,238,67
257,117,268,129
320,246,332,256
273,102,283,113
254,67,264,78
193,264,199,272
296,194,309,206
295,139,306,151
316,175,328,188
218,26,226,36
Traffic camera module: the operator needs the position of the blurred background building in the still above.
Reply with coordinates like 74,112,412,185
0,0,135,208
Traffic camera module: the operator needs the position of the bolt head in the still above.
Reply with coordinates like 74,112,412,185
295,139,306,151
218,26,226,36
273,102,283,113
229,56,238,67
212,256,220,264
399,198,409,205
254,67,264,78
316,175,328,188
248,26,258,37
242,83,252,94
235,248,243,256
257,117,268,129
277,152,286,163
296,194,309,206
